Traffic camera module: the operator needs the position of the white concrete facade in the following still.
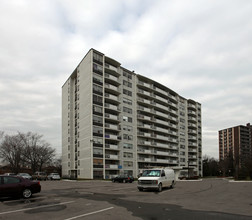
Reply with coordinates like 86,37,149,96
62,49,202,179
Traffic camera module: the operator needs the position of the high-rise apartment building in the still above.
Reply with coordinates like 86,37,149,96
219,123,252,166
62,49,202,179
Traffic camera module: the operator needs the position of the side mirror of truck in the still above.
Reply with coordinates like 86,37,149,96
161,172,165,177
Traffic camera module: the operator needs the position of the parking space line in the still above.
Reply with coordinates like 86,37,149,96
0,201,75,215
64,207,114,220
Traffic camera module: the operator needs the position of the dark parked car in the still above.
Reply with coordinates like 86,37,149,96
0,175,41,199
111,175,134,183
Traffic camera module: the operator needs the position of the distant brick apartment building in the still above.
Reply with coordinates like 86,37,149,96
219,123,252,167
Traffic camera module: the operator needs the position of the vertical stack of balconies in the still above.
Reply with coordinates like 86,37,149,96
136,76,179,169
92,52,104,179
104,57,121,179
187,100,202,175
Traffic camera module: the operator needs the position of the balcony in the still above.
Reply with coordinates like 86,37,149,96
168,101,177,108
105,83,119,92
137,114,152,121
156,111,168,118
154,118,168,126
154,87,167,96
154,95,167,103
104,93,119,102
155,103,168,111
105,113,118,121
188,123,197,128
105,144,119,150
104,103,119,111
188,142,197,146
138,140,152,145
155,142,167,148
105,63,118,73
138,81,152,89
105,154,119,160
138,89,151,96
189,148,197,152
156,159,169,163
156,151,169,156
104,134,120,140
105,123,119,130
137,97,151,105
138,105,152,113
188,103,196,109
188,155,197,159
188,110,196,115
144,158,151,162
105,73,119,82
156,126,168,133
188,136,197,140
155,134,168,141
168,93,177,101
105,164,119,169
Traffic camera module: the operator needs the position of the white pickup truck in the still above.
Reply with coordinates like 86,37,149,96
137,168,176,192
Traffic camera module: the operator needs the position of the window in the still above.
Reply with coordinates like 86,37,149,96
93,73,103,85
123,80,132,88
3,176,21,184
93,84,103,95
123,107,132,114
123,143,133,149
180,138,185,142
93,126,103,136
93,95,103,105
93,148,103,158
123,89,132,97
123,152,133,158
123,134,133,140
93,105,103,115
123,116,132,123
180,118,185,123
123,71,132,79
93,52,103,64
123,97,132,105
123,161,133,167
123,125,132,132
93,115,103,126
180,111,185,116
93,137,103,144
93,63,103,75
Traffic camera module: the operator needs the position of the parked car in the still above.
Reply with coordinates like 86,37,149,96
111,175,134,183
0,175,41,199
32,172,47,180
3,173,16,176
47,173,61,180
17,173,32,180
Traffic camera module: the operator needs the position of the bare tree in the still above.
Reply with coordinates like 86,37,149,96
19,132,56,173
0,134,24,173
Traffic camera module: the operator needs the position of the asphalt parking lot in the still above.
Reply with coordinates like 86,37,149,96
0,178,252,220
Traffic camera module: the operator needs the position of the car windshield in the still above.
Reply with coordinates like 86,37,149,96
142,170,161,177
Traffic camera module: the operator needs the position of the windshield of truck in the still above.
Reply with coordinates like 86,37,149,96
142,170,161,177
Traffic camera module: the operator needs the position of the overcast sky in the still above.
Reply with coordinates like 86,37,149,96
0,0,251,159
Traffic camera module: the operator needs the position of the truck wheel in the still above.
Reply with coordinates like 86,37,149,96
138,188,143,191
158,183,162,192
123,179,126,183
170,181,175,189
